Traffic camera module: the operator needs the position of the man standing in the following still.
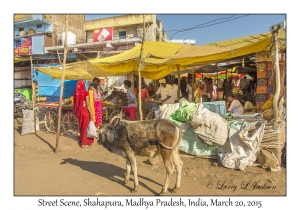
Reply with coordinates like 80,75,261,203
150,78,174,104
239,76,248,94
139,84,150,116
227,94,244,115
123,80,137,121
201,77,209,102
180,77,188,99
172,78,181,103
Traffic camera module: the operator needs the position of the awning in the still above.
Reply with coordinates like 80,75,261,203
14,57,32,63
36,30,286,80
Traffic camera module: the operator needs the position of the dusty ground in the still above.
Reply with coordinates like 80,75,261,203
14,116,286,196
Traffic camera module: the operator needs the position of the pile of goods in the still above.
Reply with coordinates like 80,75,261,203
101,101,115,106
104,90,128,105
231,88,243,95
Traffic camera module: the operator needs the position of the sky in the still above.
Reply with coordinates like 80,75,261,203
85,14,286,45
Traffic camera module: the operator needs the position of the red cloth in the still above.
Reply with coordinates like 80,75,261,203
73,80,94,146
79,107,94,146
74,80,86,119
123,106,137,121
94,100,102,127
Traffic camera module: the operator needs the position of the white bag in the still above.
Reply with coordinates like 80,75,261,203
87,120,97,138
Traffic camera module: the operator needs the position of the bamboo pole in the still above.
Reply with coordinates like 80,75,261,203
177,65,181,101
217,71,219,101
30,55,36,108
55,15,68,152
226,69,228,99
191,67,195,102
137,14,145,121
272,26,281,119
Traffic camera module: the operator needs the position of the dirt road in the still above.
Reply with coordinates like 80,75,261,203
14,117,286,196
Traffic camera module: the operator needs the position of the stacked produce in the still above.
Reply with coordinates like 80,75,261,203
101,101,115,106
103,90,128,105
232,88,243,95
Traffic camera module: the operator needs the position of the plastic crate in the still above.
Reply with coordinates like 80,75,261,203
268,70,272,78
256,94,268,102
267,62,272,70
268,86,273,94
257,70,268,78
256,86,268,94
257,78,268,86
268,78,273,86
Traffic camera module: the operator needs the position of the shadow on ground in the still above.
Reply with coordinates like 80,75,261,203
60,158,164,195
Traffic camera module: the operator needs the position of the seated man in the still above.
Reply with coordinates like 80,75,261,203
227,94,244,115
241,96,254,112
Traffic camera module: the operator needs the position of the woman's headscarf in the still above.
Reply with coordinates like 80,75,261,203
73,80,86,119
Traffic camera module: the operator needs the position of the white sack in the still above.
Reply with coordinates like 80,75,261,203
219,120,266,171
159,103,180,119
190,103,229,146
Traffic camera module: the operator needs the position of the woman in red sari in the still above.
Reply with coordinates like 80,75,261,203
73,80,94,148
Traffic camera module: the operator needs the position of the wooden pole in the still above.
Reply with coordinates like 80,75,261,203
217,71,219,101
30,55,36,108
177,65,181,101
137,14,146,120
55,15,68,152
191,67,195,102
272,25,281,119
225,69,228,100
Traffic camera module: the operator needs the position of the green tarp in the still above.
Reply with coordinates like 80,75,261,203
179,127,221,156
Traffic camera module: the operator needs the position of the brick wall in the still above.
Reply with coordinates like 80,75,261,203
42,14,86,46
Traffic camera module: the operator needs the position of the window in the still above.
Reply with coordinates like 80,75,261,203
119,31,126,39
16,40,21,48
37,24,42,28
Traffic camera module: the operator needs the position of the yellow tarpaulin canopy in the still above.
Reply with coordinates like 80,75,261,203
14,57,32,63
36,30,286,80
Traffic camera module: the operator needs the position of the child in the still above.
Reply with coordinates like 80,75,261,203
194,83,203,103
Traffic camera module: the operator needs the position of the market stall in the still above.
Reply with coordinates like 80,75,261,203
37,88,130,137
32,26,286,165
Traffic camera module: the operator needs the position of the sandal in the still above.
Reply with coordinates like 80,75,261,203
81,145,91,148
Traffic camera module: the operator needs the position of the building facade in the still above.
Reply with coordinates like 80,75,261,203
85,14,167,43
14,14,86,55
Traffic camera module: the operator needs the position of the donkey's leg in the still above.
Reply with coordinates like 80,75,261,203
126,152,139,192
171,149,183,193
124,158,131,185
160,149,175,194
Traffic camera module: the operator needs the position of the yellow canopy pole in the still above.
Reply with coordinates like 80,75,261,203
30,55,36,108
272,25,281,119
137,14,145,121
177,65,181,101
55,15,68,153
191,67,195,102
217,71,219,100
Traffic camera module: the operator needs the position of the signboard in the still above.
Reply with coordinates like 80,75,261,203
93,28,113,42
14,38,32,56
14,14,33,22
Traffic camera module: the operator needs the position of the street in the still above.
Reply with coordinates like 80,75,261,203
14,117,286,196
